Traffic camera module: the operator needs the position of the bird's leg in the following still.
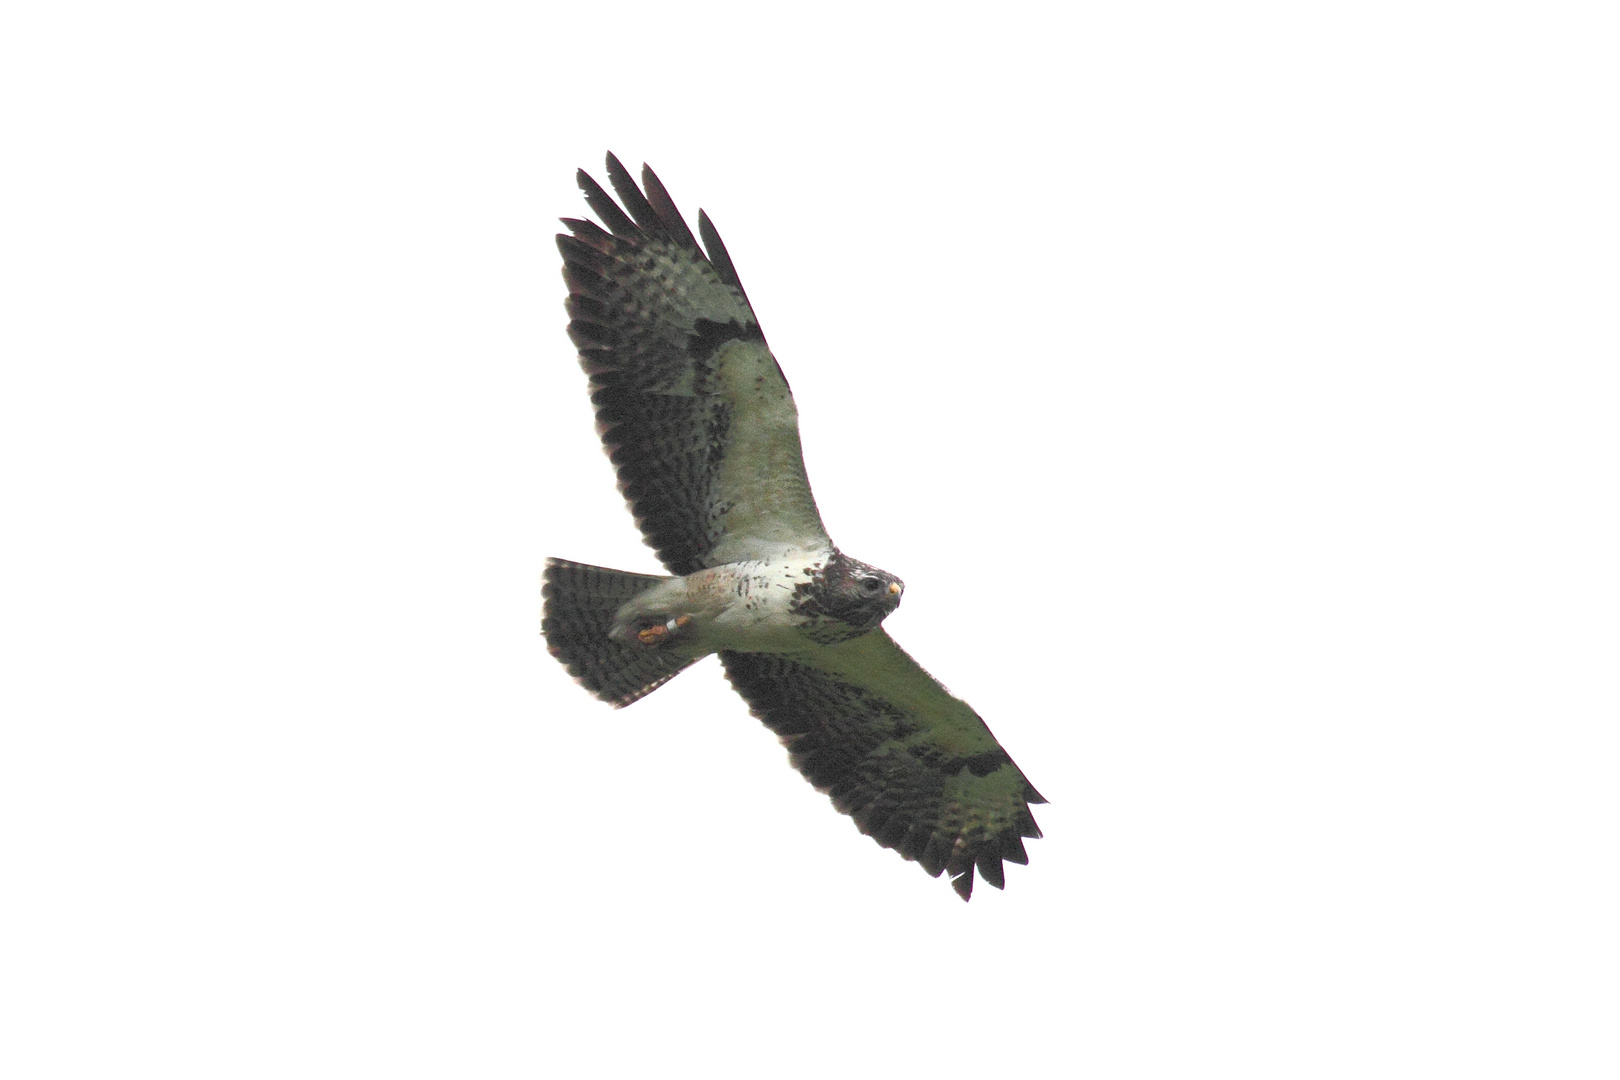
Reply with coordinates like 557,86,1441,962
635,614,694,646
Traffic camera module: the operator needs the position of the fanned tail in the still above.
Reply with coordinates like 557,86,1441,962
542,558,698,707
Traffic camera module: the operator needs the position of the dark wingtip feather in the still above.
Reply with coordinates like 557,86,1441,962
577,168,636,237
640,164,699,251
951,871,974,902
559,217,616,251
908,826,947,878
923,833,955,878
604,153,666,238
697,210,750,302
556,233,616,278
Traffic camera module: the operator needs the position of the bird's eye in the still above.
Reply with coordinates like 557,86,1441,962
862,578,883,592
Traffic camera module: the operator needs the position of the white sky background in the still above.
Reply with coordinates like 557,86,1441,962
3,2,1617,1076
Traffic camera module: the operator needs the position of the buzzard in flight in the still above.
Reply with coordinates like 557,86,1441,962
543,155,1044,900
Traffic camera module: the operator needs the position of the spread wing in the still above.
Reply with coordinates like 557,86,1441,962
558,154,831,576
721,632,1045,901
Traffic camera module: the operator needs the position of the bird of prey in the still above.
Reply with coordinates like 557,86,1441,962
543,155,1044,900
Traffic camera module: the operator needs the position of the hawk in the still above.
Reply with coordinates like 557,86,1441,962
543,155,1044,900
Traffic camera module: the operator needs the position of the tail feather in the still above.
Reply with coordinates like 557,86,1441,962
542,558,697,707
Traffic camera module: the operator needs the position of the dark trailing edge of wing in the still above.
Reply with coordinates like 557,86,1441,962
720,650,1045,901
558,154,764,575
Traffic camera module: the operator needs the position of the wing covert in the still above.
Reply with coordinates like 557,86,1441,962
721,631,1044,900
559,154,831,574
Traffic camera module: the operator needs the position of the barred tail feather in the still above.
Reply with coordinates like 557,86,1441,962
542,558,697,707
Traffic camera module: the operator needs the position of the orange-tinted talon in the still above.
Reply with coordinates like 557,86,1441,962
637,614,693,646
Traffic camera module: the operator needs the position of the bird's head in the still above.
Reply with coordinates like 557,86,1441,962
791,551,903,636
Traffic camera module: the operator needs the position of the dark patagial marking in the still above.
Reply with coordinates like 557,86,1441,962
905,744,1014,778
688,317,764,361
